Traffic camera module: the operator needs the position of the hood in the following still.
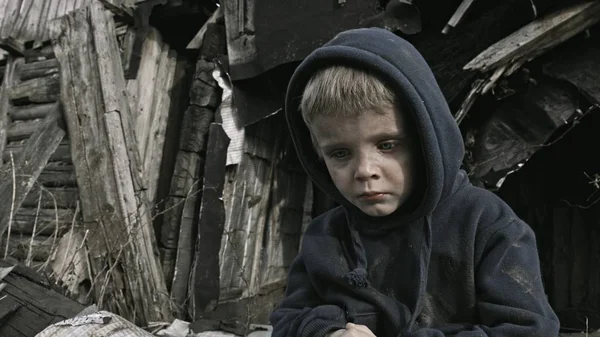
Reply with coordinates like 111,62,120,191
286,27,464,226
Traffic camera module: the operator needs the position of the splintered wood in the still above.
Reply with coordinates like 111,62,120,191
457,1,600,123
0,103,65,237
49,2,171,325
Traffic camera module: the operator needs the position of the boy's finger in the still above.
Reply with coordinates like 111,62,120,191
345,323,376,336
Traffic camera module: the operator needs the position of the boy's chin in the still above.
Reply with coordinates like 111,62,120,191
356,203,398,217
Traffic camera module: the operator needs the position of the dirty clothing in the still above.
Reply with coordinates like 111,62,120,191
270,28,559,337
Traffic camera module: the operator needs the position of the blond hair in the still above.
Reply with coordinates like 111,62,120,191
300,65,396,126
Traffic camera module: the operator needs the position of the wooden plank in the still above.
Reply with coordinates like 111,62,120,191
9,102,55,121
22,186,78,209
464,1,600,73
190,123,229,317
161,150,203,286
18,59,59,81
143,47,177,205
0,260,84,337
1,235,56,261
259,166,307,291
8,74,60,104
8,208,75,236
37,162,77,186
131,28,162,159
0,0,24,39
442,0,476,34
161,62,217,290
0,56,21,168
0,103,65,237
4,141,71,163
50,3,171,325
186,6,223,50
6,119,43,142
219,123,277,301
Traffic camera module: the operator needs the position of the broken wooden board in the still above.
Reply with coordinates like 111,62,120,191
465,80,580,188
0,260,84,337
464,1,600,73
186,6,223,50
18,59,59,81
0,103,65,237
50,2,171,325
190,123,229,317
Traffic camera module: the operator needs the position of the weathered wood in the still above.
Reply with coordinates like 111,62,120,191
219,118,279,301
465,1,600,73
1,235,55,261
466,81,578,185
190,123,229,317
6,119,43,141
37,162,77,186
0,103,66,237
186,6,223,50
4,141,72,163
130,28,162,154
22,186,79,209
0,260,85,337
143,48,177,205
161,61,217,291
8,74,60,104
127,28,178,205
0,56,21,168
9,208,75,236
259,164,307,291
18,58,59,81
161,151,204,289
9,102,55,121
50,3,171,324
442,0,476,34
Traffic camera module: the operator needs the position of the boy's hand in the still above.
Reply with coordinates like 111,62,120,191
326,329,347,337
340,323,376,337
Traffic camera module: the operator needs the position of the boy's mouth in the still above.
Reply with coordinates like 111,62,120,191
358,192,387,201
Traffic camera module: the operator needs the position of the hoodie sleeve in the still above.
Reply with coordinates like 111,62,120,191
270,253,347,337
404,219,560,337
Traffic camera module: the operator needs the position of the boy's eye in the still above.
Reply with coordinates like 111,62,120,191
377,141,397,151
329,150,350,159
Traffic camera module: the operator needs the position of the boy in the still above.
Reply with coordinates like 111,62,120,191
270,28,559,337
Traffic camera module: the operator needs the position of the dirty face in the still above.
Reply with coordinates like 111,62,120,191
309,107,418,217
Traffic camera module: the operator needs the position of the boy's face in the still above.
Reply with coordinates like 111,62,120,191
309,107,418,217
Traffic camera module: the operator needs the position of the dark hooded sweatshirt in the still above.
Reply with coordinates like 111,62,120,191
269,28,559,337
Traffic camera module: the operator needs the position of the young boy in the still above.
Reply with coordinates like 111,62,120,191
269,28,560,337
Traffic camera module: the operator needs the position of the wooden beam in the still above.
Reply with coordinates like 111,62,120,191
186,6,223,50
9,102,55,121
49,2,171,325
442,0,476,34
190,123,229,317
10,208,75,236
18,58,59,81
464,1,600,73
0,56,21,168
4,141,72,163
0,103,66,237
0,260,85,337
8,74,60,104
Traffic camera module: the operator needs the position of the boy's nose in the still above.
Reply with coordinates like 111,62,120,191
354,155,379,180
